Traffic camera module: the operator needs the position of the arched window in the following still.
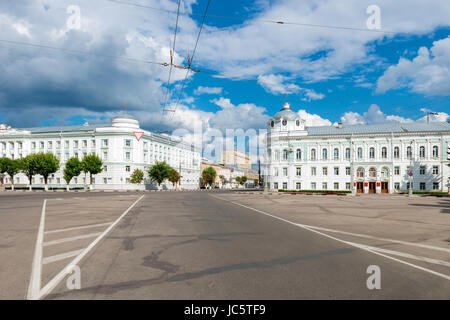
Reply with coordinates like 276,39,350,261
322,148,328,160
357,147,363,159
406,146,412,159
394,146,399,159
369,167,377,178
282,119,287,126
270,121,274,127
432,146,439,158
295,120,300,126
283,149,289,160
345,148,350,159
369,147,375,159
334,148,339,159
381,147,387,159
357,167,365,178
296,148,301,160
419,146,425,158
311,148,316,160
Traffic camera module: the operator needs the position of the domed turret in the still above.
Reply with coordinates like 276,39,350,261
268,102,304,132
111,113,140,129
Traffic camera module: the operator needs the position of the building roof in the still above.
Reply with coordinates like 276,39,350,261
22,124,100,133
273,102,298,121
306,122,450,136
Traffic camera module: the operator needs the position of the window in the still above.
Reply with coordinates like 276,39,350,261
346,182,351,190
346,167,350,175
296,167,301,176
82,140,87,148
283,167,288,176
432,146,439,158
369,147,375,159
369,167,376,178
311,167,316,176
394,166,400,175
282,119,287,126
357,147,363,159
322,167,328,175
311,182,316,190
357,167,364,178
274,168,279,176
103,151,108,160
282,182,287,189
296,120,300,126
322,148,328,160
334,182,339,190
381,167,389,178
104,178,107,184
126,178,130,184
322,182,327,190
420,182,426,190
274,182,278,189
381,147,387,159
333,148,339,160
394,146,399,159
125,139,132,147
56,141,61,149
296,182,301,190
334,167,339,175
296,149,301,160
91,140,96,148
126,166,131,172
432,166,439,175
31,142,36,149
270,121,274,127
394,182,400,190
40,141,44,149
125,152,131,160
433,182,439,190
283,150,289,160
65,140,69,148
406,146,412,159
102,139,108,147
74,151,79,158
345,148,350,159
311,148,316,160
419,146,425,158
420,166,426,175
74,140,79,148
103,166,108,172
48,141,52,148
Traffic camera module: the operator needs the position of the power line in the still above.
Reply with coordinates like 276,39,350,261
103,0,404,35
159,0,182,126
167,0,211,121
0,38,167,66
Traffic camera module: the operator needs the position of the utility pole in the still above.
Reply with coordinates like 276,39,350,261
408,141,413,197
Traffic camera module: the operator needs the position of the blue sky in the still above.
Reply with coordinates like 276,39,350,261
0,0,449,131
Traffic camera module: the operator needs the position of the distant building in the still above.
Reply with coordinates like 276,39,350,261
200,158,232,188
0,114,201,190
220,150,251,170
265,102,450,193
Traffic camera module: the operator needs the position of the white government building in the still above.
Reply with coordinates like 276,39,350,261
265,103,450,193
0,114,201,190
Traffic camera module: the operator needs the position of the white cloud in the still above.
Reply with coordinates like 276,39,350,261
376,36,450,96
301,88,325,101
193,86,223,95
297,109,332,127
258,74,325,100
341,104,415,125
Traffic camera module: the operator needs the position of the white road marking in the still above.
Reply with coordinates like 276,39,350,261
210,195,450,281
43,232,102,247
294,223,450,253
42,249,85,265
27,199,47,300
36,194,145,300
45,222,113,234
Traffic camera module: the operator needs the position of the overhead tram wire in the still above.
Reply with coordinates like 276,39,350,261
159,0,182,126
103,0,404,35
0,38,168,66
167,0,211,121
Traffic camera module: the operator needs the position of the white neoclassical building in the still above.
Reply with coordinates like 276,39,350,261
0,114,201,190
265,103,450,194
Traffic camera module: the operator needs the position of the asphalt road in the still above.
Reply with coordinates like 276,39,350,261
0,191,449,299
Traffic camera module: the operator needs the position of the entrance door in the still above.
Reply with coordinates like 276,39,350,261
381,182,388,193
357,182,364,193
369,182,376,193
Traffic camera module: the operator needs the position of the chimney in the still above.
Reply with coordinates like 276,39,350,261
337,122,343,129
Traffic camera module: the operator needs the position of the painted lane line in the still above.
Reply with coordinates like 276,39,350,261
346,243,450,268
27,199,47,300
210,195,450,281
43,232,102,247
37,194,145,300
294,223,450,253
42,249,85,265
44,222,113,234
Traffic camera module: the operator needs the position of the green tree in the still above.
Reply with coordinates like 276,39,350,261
168,169,181,190
4,159,20,190
34,153,60,191
235,176,242,188
241,176,248,186
148,161,172,188
130,169,144,184
63,157,82,191
81,153,103,189
19,154,39,191
202,166,216,187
